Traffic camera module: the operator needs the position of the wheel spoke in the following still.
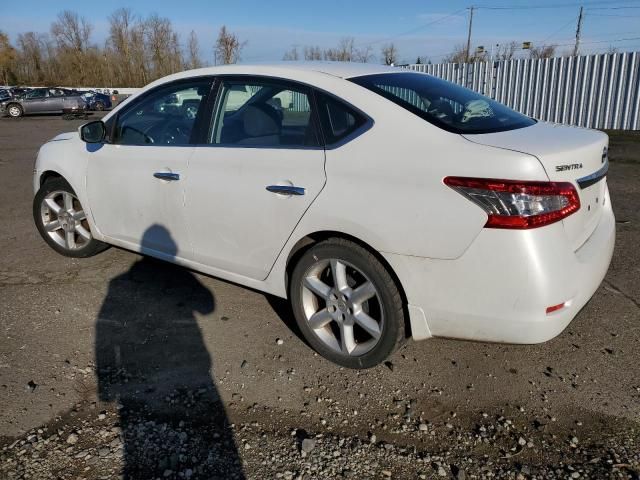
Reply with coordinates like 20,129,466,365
44,220,62,232
303,276,332,300
44,198,63,214
75,224,91,240
308,308,333,330
353,311,381,339
350,281,376,305
71,209,86,221
339,323,356,354
65,230,76,249
63,193,73,212
330,259,348,292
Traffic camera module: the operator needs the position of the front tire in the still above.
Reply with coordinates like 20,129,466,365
33,178,108,258
94,101,105,111
7,104,23,118
290,238,405,369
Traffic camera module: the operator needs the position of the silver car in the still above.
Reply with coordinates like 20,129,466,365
1,88,87,117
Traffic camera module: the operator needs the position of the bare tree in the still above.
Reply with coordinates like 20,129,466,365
51,10,93,83
107,8,138,85
381,43,399,65
353,45,373,63
529,44,556,59
495,41,518,61
282,46,299,61
187,30,203,69
304,45,322,61
214,26,245,65
0,31,17,85
442,44,469,64
145,14,183,78
15,32,45,83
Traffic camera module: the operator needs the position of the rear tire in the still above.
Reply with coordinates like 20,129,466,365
7,104,23,118
289,238,405,369
33,177,109,258
94,101,105,111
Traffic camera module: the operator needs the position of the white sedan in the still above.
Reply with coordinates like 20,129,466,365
32,62,615,368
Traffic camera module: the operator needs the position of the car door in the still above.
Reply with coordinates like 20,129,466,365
21,89,48,113
86,77,214,259
46,89,65,112
185,77,326,280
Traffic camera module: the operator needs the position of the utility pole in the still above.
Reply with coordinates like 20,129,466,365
573,6,584,57
466,6,475,63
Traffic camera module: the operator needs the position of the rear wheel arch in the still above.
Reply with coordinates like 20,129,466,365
284,230,411,338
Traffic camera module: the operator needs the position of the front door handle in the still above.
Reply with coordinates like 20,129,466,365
266,185,305,196
154,172,180,181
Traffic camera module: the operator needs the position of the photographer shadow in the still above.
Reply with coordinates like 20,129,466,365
95,225,244,479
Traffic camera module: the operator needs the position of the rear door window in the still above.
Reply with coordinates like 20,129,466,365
210,79,320,148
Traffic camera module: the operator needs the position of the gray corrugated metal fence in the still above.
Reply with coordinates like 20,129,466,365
405,51,640,130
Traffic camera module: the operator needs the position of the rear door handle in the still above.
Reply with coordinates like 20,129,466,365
266,185,305,196
154,172,180,181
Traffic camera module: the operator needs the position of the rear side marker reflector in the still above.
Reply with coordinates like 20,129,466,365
546,303,566,314
443,177,580,229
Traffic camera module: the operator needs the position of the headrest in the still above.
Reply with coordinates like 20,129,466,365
243,105,280,137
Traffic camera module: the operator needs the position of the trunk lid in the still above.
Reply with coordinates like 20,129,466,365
464,122,609,250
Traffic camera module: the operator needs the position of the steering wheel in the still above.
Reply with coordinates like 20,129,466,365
158,121,190,145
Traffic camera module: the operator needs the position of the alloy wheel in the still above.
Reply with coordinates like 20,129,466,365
40,190,92,251
8,105,21,117
301,258,384,356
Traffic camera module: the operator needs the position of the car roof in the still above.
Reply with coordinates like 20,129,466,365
252,61,401,78
165,61,404,82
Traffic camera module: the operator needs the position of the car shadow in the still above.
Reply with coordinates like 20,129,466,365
95,225,245,479
264,294,309,347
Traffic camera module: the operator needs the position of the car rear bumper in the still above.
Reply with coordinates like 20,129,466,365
382,184,615,344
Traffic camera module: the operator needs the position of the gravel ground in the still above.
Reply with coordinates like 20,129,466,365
0,117,638,479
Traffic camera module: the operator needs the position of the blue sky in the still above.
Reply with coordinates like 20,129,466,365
4,0,640,63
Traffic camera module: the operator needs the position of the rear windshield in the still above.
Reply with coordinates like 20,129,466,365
350,72,535,134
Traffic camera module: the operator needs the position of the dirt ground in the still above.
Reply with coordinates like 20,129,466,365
0,116,638,479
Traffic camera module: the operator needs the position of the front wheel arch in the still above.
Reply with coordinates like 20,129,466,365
39,170,63,187
285,231,411,339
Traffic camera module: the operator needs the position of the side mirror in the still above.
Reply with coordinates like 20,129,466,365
80,121,106,143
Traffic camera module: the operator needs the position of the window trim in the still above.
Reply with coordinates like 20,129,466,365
106,76,216,147
202,75,324,151
312,89,373,150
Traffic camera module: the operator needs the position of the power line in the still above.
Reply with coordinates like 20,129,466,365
588,12,640,15
539,17,577,44
588,5,640,8
355,8,467,49
423,34,640,62
476,1,640,10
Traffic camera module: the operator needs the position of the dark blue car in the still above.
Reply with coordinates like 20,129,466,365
79,90,112,110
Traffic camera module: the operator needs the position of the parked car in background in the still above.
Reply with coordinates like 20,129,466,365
8,87,31,97
80,90,112,111
31,63,614,368
1,88,86,117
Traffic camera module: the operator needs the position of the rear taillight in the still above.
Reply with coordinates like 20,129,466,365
444,177,580,229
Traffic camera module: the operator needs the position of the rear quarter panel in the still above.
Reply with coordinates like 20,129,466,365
285,83,549,260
